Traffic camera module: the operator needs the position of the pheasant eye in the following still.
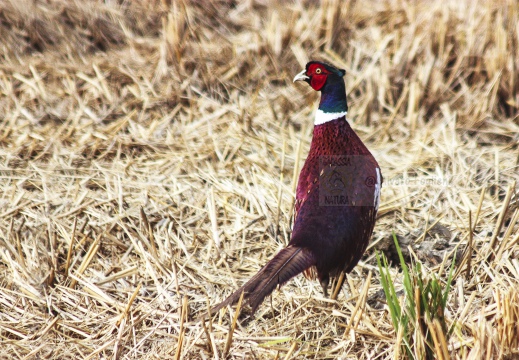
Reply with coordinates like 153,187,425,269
315,68,322,74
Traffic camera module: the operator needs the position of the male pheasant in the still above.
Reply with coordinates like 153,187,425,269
210,61,382,316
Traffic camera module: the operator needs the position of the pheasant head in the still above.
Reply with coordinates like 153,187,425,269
294,61,348,125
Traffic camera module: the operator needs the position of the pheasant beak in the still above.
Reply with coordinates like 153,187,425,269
293,69,309,83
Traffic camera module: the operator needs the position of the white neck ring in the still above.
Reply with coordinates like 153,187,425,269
314,109,348,125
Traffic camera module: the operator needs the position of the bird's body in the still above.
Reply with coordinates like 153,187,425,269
293,117,381,293
209,61,381,316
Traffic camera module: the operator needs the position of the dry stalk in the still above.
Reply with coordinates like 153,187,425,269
0,0,517,358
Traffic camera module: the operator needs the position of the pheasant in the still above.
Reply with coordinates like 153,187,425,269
209,61,382,317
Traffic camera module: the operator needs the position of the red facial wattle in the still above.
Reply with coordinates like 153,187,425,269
306,63,330,91
310,75,327,91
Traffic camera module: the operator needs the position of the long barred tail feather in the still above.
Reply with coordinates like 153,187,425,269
207,246,315,317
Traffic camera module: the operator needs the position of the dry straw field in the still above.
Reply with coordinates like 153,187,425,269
1,0,518,358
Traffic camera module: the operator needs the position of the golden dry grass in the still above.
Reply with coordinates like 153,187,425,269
0,0,518,358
